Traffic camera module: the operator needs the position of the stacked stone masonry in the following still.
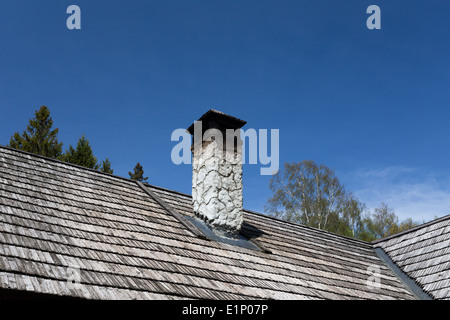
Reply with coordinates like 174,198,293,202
192,140,243,234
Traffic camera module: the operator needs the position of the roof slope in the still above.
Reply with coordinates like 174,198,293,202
373,215,450,300
0,146,416,299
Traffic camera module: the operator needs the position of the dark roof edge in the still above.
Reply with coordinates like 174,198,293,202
0,144,135,184
0,145,191,197
371,214,450,245
374,248,433,300
144,182,193,198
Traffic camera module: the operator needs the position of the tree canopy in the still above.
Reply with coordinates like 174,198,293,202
359,202,421,241
100,158,113,174
266,161,354,233
61,135,99,170
8,106,63,158
266,160,420,241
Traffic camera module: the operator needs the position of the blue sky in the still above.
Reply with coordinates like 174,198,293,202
1,1,449,222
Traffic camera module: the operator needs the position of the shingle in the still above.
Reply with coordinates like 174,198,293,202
0,146,443,300
375,215,450,299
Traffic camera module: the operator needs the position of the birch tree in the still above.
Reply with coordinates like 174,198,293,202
265,161,349,232
265,161,420,240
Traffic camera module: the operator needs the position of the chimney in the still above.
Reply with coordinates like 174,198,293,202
187,110,246,236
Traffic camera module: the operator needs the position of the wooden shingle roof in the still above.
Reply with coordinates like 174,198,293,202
373,215,450,300
0,145,436,299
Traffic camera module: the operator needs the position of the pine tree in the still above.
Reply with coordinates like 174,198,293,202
128,162,148,182
61,135,99,170
100,158,113,174
8,106,63,158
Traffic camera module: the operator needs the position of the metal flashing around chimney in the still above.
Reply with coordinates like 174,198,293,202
136,181,268,252
241,231,273,254
135,181,208,240
184,215,264,252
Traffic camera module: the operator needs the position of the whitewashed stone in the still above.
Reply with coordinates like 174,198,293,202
192,138,243,234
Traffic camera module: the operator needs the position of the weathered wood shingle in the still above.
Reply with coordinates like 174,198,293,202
373,215,450,300
0,145,425,299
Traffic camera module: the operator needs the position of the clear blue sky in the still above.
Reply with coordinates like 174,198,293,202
1,1,449,222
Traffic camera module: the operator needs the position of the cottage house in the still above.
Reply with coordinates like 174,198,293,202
0,110,448,300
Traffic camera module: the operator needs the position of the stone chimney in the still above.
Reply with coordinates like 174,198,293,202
187,110,246,236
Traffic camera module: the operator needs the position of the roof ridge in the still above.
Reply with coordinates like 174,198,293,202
372,214,450,245
0,144,135,184
0,145,194,199
145,182,193,198
243,208,373,246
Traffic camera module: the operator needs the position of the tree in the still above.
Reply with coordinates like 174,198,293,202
100,158,113,174
61,135,99,170
128,162,148,182
360,202,421,241
265,161,354,233
367,202,399,239
398,218,420,233
336,193,367,239
8,106,63,158
265,160,420,241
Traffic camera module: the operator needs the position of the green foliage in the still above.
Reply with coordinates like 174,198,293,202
100,158,113,174
266,160,421,241
61,135,115,173
265,161,351,233
8,106,114,174
128,162,148,182
358,203,421,241
61,135,99,170
367,202,399,239
8,106,63,158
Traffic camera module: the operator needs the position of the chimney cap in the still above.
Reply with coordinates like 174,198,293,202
187,109,247,135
